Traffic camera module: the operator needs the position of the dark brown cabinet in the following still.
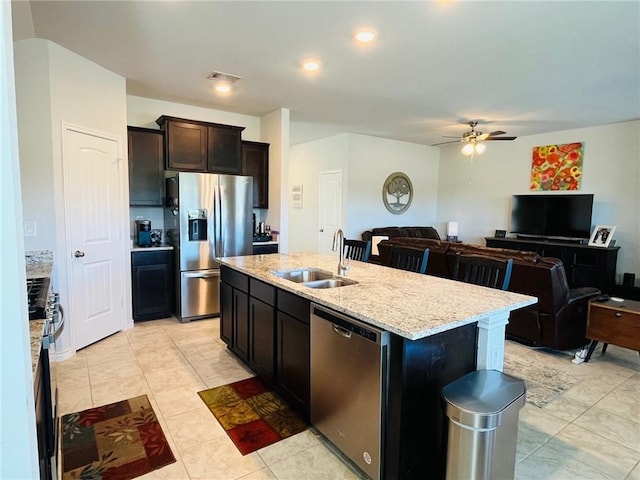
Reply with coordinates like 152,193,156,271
233,289,249,361
485,237,619,292
220,282,233,345
276,290,310,419
242,141,269,208
220,267,310,419
220,266,250,361
131,250,174,321
127,127,164,206
248,278,275,383
156,116,244,174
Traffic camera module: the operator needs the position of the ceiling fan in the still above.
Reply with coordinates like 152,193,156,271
433,121,517,154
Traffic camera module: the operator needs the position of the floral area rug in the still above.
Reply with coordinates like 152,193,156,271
503,355,581,408
61,394,175,480
198,377,307,455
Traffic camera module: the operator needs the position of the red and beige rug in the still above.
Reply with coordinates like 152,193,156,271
198,377,307,455
61,394,175,480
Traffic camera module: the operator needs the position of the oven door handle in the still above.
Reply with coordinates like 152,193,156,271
51,305,65,337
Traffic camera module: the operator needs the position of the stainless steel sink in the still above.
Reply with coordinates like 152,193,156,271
272,268,358,289
303,278,359,289
272,268,335,283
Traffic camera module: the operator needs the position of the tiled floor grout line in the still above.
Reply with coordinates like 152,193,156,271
59,318,639,480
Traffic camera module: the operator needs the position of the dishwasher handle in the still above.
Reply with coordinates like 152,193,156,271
332,324,352,338
311,303,389,346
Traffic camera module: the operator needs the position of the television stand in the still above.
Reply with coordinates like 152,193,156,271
514,235,587,245
485,237,619,292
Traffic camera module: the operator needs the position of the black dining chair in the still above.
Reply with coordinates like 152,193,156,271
343,239,371,262
388,246,429,274
453,253,514,290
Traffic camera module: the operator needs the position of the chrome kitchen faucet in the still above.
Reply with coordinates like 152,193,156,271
332,228,350,275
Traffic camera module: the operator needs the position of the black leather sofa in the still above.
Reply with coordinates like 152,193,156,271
375,237,601,351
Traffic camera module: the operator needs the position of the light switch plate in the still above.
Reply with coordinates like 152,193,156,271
24,221,37,237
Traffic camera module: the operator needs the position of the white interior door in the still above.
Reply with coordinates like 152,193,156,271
64,128,124,349
318,170,343,254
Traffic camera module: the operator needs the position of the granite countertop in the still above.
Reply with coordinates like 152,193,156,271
25,250,54,374
30,320,46,375
131,244,174,252
25,250,53,279
219,253,537,340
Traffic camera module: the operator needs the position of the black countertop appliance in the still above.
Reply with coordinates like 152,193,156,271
136,220,152,247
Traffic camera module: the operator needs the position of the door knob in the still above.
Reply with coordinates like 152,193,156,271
319,229,324,232
74,250,85,258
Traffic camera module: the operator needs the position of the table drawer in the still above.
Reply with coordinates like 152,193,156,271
588,304,640,351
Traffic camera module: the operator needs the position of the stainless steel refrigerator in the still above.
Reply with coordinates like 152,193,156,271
164,172,253,322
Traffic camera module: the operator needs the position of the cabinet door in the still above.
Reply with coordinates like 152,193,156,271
207,125,242,174
276,311,310,417
128,127,164,206
165,120,207,171
220,282,233,346
131,263,173,320
242,141,269,208
232,289,249,361
249,297,275,383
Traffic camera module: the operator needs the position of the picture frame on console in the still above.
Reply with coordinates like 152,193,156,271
588,225,616,247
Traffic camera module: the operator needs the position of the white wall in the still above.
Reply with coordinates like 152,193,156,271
289,134,350,252
261,108,289,252
1,3,39,476
15,38,130,356
437,120,640,283
288,133,440,252
127,95,261,140
346,134,440,238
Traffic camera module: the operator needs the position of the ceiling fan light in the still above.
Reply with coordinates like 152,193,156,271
461,143,474,156
475,143,486,154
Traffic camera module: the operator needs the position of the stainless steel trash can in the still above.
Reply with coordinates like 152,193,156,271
442,369,526,480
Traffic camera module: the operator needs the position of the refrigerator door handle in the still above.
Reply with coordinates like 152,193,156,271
183,271,220,279
214,180,223,258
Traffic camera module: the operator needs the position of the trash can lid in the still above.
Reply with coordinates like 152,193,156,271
442,370,526,429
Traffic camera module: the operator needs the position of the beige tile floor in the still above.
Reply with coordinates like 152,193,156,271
57,317,640,480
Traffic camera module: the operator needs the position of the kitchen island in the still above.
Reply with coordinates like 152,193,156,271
218,253,536,480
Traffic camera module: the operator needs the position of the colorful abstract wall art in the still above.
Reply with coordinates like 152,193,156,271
530,142,583,191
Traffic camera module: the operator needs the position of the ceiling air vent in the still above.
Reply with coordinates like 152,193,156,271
207,71,241,83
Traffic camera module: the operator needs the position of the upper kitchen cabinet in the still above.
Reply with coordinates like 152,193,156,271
128,127,165,206
241,141,270,209
156,116,245,174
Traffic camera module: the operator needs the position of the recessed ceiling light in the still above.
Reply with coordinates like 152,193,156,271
215,83,232,94
302,59,321,71
354,28,377,43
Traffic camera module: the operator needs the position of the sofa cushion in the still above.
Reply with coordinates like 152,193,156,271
408,226,441,240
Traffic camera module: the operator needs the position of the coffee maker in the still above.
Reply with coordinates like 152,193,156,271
135,220,152,247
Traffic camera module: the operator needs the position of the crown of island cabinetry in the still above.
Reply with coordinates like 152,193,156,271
218,253,535,480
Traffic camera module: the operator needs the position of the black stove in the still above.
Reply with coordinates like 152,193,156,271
27,276,51,320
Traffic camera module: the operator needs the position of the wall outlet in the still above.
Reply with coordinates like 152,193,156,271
24,221,37,237
492,346,501,368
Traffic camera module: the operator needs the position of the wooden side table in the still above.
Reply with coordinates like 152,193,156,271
585,298,640,362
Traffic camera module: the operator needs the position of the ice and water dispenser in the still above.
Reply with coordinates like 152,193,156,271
188,209,207,241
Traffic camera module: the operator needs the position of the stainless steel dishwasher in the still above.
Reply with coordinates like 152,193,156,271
311,303,389,480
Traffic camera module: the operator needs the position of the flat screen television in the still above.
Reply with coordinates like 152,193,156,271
510,193,594,240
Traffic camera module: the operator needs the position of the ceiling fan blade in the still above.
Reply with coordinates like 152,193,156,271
486,130,507,136
441,135,462,138
432,140,461,146
485,136,517,141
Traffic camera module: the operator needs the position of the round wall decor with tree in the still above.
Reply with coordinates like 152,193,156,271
382,172,413,214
